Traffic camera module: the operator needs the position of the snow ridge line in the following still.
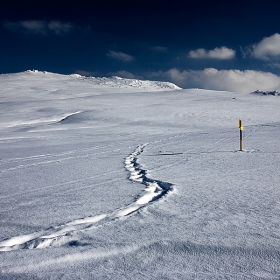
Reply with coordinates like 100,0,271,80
0,144,173,251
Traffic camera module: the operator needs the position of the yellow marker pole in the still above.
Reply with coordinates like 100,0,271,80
239,119,243,151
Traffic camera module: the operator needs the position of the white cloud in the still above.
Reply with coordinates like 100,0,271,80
188,47,235,59
4,20,46,34
239,46,252,58
266,63,280,69
47,21,73,35
4,20,74,35
106,50,135,62
20,20,47,34
252,33,280,60
151,46,168,52
146,68,280,93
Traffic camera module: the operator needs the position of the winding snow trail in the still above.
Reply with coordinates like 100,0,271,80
0,144,173,251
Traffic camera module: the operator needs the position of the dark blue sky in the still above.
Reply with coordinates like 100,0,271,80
1,0,280,92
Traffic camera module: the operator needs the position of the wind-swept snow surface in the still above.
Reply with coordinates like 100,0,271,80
1,71,280,279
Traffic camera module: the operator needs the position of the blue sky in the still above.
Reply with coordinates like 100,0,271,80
2,0,280,92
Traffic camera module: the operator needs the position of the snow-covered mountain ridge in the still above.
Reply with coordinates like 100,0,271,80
251,90,280,96
70,73,181,91
0,70,181,92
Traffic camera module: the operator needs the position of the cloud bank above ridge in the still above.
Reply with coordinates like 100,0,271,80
106,50,135,62
188,47,235,60
146,68,280,93
252,33,280,61
4,20,75,35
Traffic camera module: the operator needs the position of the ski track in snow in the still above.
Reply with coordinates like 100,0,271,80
0,144,173,251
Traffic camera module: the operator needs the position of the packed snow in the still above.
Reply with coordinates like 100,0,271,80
1,70,280,279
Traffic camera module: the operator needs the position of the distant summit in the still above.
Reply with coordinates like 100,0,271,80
252,90,280,96
21,70,181,92
70,74,182,91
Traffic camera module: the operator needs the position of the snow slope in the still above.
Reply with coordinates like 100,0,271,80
1,71,280,279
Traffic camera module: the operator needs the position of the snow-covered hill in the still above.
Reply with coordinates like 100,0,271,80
251,89,280,96
1,71,280,279
1,70,181,93
70,73,182,91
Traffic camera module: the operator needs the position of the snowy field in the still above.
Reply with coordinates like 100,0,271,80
1,70,280,279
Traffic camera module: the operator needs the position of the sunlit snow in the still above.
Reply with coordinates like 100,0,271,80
1,70,280,279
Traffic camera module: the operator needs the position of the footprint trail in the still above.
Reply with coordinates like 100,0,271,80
0,144,173,251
